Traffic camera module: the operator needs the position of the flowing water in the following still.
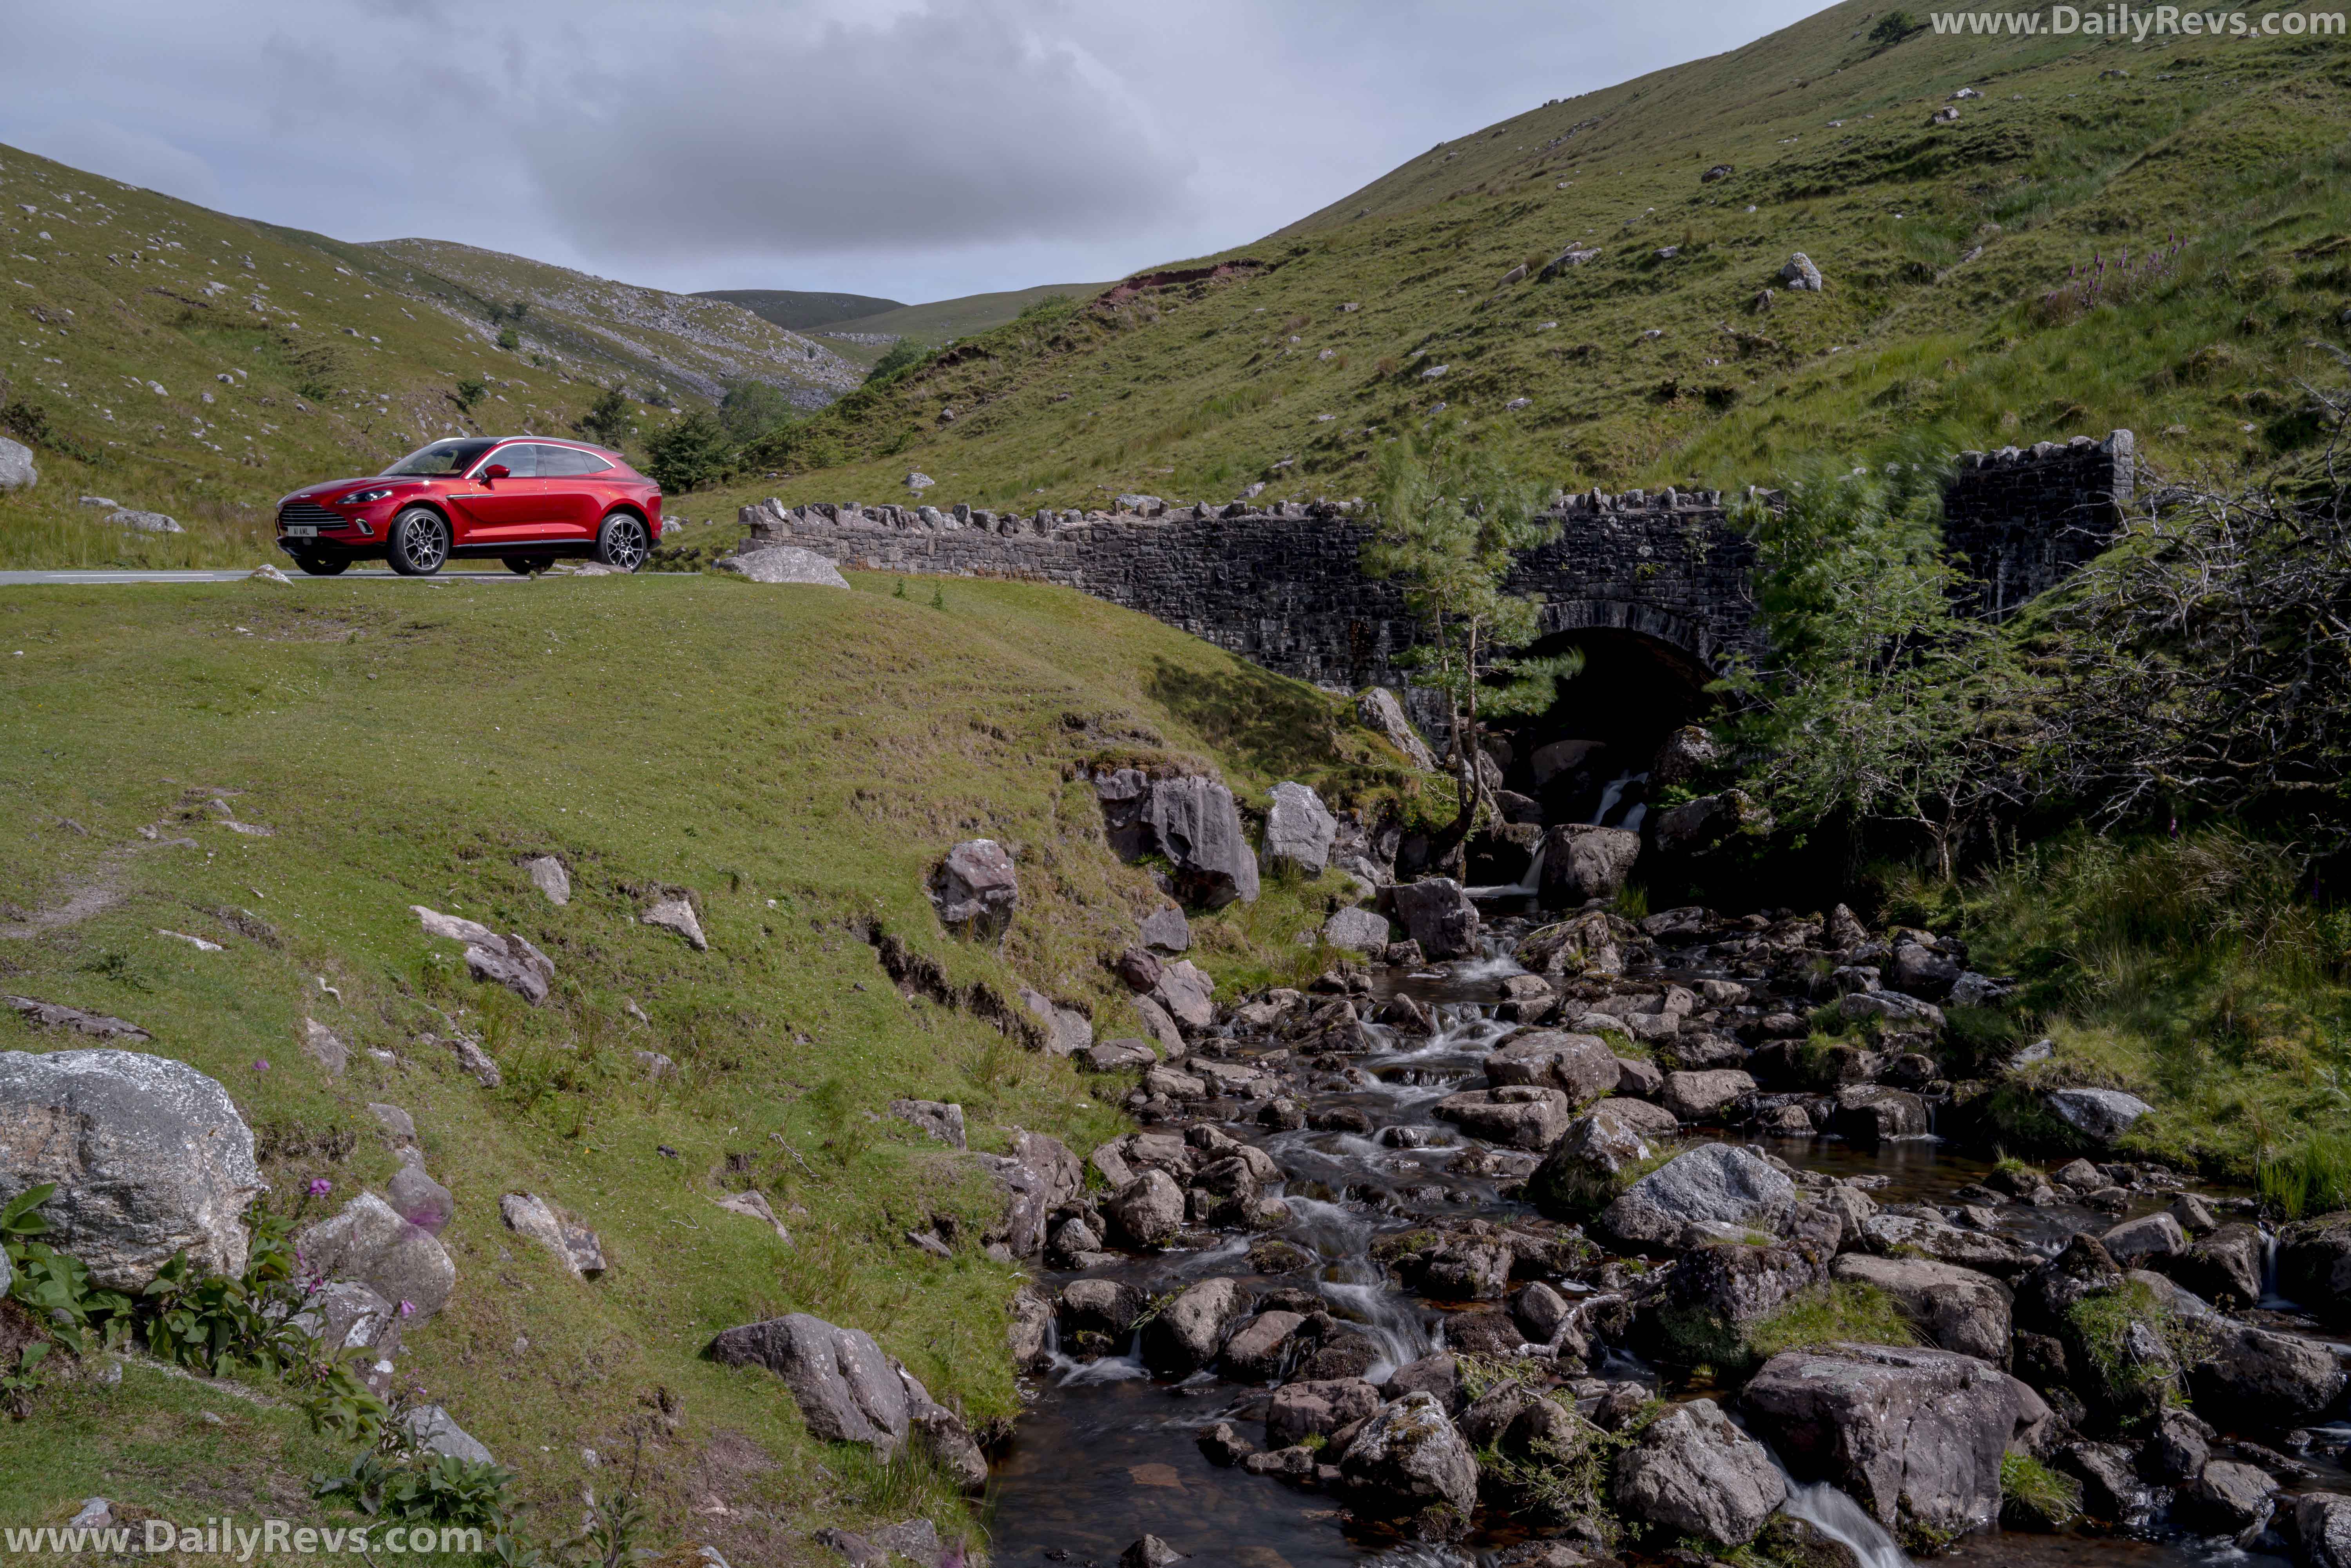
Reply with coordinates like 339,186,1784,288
981,928,2328,1568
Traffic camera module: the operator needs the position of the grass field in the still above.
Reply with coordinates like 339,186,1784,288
694,0,2351,516
0,569,1407,1556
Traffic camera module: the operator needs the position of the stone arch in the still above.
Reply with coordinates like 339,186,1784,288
1534,598,1736,675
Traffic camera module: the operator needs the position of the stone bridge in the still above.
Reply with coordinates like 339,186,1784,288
735,430,2135,697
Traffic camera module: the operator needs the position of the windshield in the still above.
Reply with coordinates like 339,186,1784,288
382,439,499,477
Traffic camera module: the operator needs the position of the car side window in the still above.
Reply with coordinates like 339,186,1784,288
480,444,536,478
536,445,612,477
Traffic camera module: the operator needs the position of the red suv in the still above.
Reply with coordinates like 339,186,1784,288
273,436,663,576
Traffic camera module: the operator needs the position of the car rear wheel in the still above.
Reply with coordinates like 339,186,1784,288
595,512,649,572
291,552,349,577
387,507,448,576
502,556,547,576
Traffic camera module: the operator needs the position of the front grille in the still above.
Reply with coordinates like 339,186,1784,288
277,500,346,531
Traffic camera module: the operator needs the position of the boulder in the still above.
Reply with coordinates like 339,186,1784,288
1781,252,1826,291
111,508,182,534
1829,1085,1928,1144
522,855,570,905
2189,1318,2348,1429
1263,782,1338,876
2281,1212,2351,1327
1659,1069,1756,1122
1358,687,1438,770
1660,1240,1829,1333
2175,1459,2277,1534
1060,1278,1147,1341
297,1192,457,1318
1653,789,1773,857
2297,1493,2351,1568
1393,878,1480,960
1432,1085,1574,1150
887,1099,966,1149
1611,1397,1786,1546
2098,1211,2188,1268
1268,1376,1382,1447
1335,1391,1480,1515
0,1048,263,1289
387,1164,455,1234
1119,1537,1185,1568
1650,724,1719,786
1107,1169,1186,1247
1860,1213,2038,1277
291,1280,402,1357
1526,1106,1655,1221
1599,1096,1680,1137
715,546,849,586
641,896,708,951
1018,987,1093,1057
706,1313,914,1454
1483,1031,1618,1104
1839,990,1944,1030
2045,1087,2153,1144
0,436,35,491
498,1192,607,1278
1139,905,1191,952
401,1405,493,1465
3,996,149,1041
2168,1221,2263,1306
1322,905,1391,954
1742,1343,2024,1537
464,943,548,1005
1080,1038,1156,1072
1887,942,1962,1001
974,1129,1080,1257
1600,1143,1794,1251
1829,1255,2011,1364
1222,1310,1306,1381
1145,1277,1248,1373
1538,825,1641,907
1145,776,1261,907
928,840,1017,939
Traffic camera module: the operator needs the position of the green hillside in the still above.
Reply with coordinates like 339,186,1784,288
704,0,2351,515
821,283,1115,348
0,146,859,570
696,290,907,332
0,567,1398,1551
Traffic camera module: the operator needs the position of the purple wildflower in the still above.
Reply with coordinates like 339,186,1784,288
308,1178,333,1197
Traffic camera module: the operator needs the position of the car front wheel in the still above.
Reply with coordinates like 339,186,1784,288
387,507,449,576
594,512,649,572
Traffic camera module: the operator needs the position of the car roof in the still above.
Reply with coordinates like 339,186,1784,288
480,436,631,462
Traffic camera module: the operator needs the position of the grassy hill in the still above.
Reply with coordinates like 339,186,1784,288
696,290,908,333
0,567,1408,1554
693,0,2351,517
0,145,860,571
820,284,1114,348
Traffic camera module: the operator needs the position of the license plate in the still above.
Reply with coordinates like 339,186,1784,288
285,525,318,538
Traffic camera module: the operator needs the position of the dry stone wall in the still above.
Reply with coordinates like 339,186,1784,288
736,431,2136,688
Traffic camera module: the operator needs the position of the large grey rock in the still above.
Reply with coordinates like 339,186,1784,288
2169,1220,2264,1306
716,546,849,587
1538,825,1641,907
1659,1069,1756,1122
110,508,182,534
1781,252,1826,291
707,1313,913,1454
290,1280,402,1356
1336,1391,1480,1514
1887,942,1962,1001
1839,990,1944,1030
1742,1343,2025,1537
1322,905,1391,954
297,1192,456,1318
1145,1277,1248,1373
1829,1254,2011,1363
974,1129,1080,1257
3,996,149,1041
2045,1087,2154,1144
888,1098,966,1148
1829,1084,1928,1143
929,840,1017,939
1150,960,1215,1029
1527,1105,1655,1220
2280,1212,2351,1327
1650,724,1718,786
2177,1459,2277,1534
387,1163,454,1234
1263,782,1337,876
401,1405,493,1464
1653,789,1773,856
1107,1168,1186,1247
2099,1211,2188,1267
641,896,708,951
1600,1143,1795,1251
498,1191,607,1278
1007,1284,1054,1372
1145,776,1261,907
1222,1310,1306,1381
1357,687,1437,770
1612,1397,1786,1546
1483,1031,1618,1104
1432,1085,1575,1150
1139,905,1191,952
522,855,570,905
2297,1493,2351,1568
0,1048,263,1289
1393,878,1480,960
1018,987,1093,1057
0,437,35,491
2190,1318,2348,1428
1860,1213,2039,1277
1269,1376,1383,1446
464,944,548,1005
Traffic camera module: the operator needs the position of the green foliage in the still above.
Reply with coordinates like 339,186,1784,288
2067,1279,2210,1420
642,410,736,494
285,341,348,404
865,340,930,384
4,1185,134,1358
496,328,521,353
576,1489,652,1568
578,387,632,446
1746,1282,1919,1362
2000,1452,2083,1529
1869,10,1916,44
1473,1396,1619,1528
312,1448,518,1530
139,1250,299,1375
717,381,800,445
2262,1132,2351,1221
453,377,488,414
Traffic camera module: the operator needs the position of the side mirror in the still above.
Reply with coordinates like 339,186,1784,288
483,464,510,482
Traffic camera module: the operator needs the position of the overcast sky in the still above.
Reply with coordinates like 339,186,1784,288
0,0,1822,307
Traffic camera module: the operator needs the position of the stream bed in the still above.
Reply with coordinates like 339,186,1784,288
980,918,2345,1568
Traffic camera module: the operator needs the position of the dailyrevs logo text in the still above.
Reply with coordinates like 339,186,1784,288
1930,5,2347,36
0,1519,484,1557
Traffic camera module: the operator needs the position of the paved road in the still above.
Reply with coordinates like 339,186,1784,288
0,568,542,585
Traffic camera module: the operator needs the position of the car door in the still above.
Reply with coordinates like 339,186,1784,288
443,442,545,546
530,444,611,539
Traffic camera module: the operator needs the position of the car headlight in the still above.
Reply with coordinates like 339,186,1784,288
338,487,397,505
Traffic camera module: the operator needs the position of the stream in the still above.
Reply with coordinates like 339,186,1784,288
980,920,2344,1568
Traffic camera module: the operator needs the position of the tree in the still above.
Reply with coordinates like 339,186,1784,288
865,339,928,384
717,381,797,444
1360,436,1581,853
451,377,487,415
1870,9,1917,44
495,328,520,352
641,410,735,494
1724,463,2031,879
578,387,631,446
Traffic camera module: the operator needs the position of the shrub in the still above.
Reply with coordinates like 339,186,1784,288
866,340,930,384
642,411,736,494
2000,1452,2083,1529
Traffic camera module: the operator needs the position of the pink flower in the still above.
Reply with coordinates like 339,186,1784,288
252,1059,270,1072
397,1300,416,1318
308,1178,333,1197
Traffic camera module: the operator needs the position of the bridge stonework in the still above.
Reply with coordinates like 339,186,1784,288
735,430,2134,690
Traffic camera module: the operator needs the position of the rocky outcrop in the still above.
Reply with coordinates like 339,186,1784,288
297,1192,457,1319
1098,772,1259,907
706,1311,976,1485
1268,1377,1382,1447
1526,1106,1654,1220
1262,782,1337,876
0,1048,263,1289
1335,1391,1479,1515
2279,1211,2351,1327
1600,1143,1795,1251
2043,1087,2152,1144
1357,687,1437,770
1538,825,1640,907
1393,878,1479,960
1322,906,1391,954
1742,1343,2025,1537
1432,1085,1575,1150
1107,1169,1187,1247
0,437,36,491
498,1192,607,1278
1611,1397,1786,1546
975,1129,1081,1257
928,840,1018,939
1829,1255,2011,1364
715,545,850,586
1483,1031,1618,1103
1144,1277,1250,1374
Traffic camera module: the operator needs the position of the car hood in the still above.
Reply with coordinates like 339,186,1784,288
277,477,424,506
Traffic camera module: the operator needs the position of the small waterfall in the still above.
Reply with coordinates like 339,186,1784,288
1770,1459,1912,1568
1049,1327,1152,1386
2261,1227,2289,1309
1589,769,1650,830
1465,838,1547,901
